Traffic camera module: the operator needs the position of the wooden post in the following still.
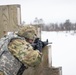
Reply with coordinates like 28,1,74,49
32,25,41,38
48,45,52,67
36,67,62,75
0,4,21,38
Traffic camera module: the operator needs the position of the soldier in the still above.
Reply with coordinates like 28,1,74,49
0,25,42,75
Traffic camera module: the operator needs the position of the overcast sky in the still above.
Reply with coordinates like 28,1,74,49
0,0,76,24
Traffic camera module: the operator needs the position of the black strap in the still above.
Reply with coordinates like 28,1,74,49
14,56,27,75
17,63,27,75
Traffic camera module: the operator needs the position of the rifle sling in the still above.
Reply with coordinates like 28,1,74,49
15,57,27,75
17,63,27,75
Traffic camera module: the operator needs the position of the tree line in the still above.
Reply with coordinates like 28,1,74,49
32,18,76,31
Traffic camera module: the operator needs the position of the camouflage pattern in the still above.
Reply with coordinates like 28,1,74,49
0,25,42,75
0,35,22,75
17,25,37,41
8,38,42,67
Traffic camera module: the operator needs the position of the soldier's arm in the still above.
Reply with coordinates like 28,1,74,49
8,38,42,67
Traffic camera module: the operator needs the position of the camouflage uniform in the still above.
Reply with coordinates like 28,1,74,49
0,35,22,75
0,25,42,75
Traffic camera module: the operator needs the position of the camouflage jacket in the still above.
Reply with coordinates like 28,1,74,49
0,34,42,75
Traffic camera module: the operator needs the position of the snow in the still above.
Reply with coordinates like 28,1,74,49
41,31,76,75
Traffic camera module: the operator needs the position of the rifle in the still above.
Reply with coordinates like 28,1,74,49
32,38,52,52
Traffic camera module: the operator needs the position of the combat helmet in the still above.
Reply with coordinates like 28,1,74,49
17,25,37,41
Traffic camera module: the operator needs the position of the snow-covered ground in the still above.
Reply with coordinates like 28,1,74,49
41,31,76,75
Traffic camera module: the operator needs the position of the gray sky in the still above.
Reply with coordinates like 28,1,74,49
0,0,76,24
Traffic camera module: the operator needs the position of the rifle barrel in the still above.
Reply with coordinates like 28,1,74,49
48,42,52,44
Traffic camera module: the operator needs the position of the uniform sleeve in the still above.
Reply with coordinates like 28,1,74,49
8,38,42,67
